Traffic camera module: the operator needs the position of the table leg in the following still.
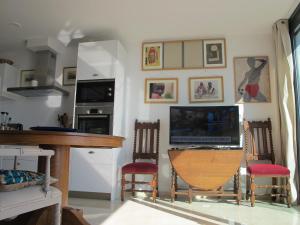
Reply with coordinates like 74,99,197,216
39,145,70,207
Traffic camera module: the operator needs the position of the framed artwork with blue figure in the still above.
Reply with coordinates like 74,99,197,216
234,56,271,103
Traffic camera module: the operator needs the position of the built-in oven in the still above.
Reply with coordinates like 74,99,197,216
76,79,115,105
75,105,113,135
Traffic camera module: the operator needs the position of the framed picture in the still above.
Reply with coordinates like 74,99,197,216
183,40,203,69
189,76,224,103
63,67,76,86
20,70,36,87
142,42,163,70
145,78,178,103
163,41,183,69
203,39,226,68
234,56,270,103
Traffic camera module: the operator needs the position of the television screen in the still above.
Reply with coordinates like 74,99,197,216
170,106,240,146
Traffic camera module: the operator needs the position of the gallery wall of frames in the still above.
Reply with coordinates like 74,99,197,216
142,38,271,104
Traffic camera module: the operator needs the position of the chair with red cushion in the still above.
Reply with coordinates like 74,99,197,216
243,118,291,207
121,119,160,202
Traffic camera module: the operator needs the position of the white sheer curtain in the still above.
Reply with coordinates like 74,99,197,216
273,19,299,203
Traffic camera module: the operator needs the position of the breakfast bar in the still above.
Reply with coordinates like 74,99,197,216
0,130,125,206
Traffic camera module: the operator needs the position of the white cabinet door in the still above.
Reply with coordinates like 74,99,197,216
69,148,114,193
77,41,118,80
69,164,113,193
0,64,20,100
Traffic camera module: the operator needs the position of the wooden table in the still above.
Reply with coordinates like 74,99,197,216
0,130,124,207
168,149,243,203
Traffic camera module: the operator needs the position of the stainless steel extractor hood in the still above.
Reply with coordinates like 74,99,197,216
7,50,69,97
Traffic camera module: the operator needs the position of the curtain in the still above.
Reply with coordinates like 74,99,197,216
273,19,299,203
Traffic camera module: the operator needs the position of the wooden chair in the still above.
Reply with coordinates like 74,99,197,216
121,119,160,202
243,118,291,207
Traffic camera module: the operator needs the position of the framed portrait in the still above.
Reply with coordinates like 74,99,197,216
234,56,270,103
63,67,76,86
189,76,224,103
203,39,226,68
145,78,178,103
142,42,163,70
20,70,36,87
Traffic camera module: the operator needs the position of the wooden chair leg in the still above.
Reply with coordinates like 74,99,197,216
132,174,135,196
286,177,291,208
246,175,250,200
250,175,255,207
121,173,125,201
272,177,277,201
236,168,241,205
152,173,157,203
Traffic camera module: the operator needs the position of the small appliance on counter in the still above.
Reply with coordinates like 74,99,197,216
0,112,23,131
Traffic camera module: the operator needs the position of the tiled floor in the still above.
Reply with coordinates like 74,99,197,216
69,196,300,225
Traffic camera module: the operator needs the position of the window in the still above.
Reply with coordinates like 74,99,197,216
289,3,300,202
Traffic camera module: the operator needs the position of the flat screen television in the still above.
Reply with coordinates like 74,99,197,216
170,106,240,146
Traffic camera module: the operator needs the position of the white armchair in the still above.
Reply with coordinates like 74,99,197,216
0,145,62,225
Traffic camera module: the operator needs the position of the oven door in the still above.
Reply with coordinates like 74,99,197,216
76,79,115,105
76,114,112,135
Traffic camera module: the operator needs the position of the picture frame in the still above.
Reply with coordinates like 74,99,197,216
203,39,226,68
20,70,36,87
145,78,178,103
142,42,163,70
63,67,76,86
189,76,224,103
183,40,204,69
163,41,183,69
234,56,271,103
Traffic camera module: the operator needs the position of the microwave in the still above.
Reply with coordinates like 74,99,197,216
76,79,115,105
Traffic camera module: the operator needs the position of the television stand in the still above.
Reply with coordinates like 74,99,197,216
168,148,243,204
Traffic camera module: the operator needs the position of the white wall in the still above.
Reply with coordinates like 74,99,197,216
122,33,281,193
0,46,77,129
0,32,281,195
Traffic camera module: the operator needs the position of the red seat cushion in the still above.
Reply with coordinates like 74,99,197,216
247,164,290,176
122,162,158,174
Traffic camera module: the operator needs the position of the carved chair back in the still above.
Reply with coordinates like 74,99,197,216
243,118,275,164
133,119,160,165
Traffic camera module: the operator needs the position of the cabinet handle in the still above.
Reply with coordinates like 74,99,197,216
88,151,95,154
92,74,99,77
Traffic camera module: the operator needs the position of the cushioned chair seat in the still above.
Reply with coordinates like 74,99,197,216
247,164,290,176
122,162,158,174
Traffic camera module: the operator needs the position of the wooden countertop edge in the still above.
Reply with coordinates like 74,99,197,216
0,130,125,140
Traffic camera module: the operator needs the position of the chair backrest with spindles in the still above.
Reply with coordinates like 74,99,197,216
133,119,160,165
243,118,275,164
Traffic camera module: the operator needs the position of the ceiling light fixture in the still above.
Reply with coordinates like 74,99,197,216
8,21,22,29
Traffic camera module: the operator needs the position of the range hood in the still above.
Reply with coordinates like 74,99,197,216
7,40,69,97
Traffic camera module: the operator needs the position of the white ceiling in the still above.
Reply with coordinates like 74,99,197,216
0,0,298,50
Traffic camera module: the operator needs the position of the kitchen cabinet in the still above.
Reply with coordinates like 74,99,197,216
69,148,120,199
71,40,126,200
0,63,20,100
76,40,125,80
